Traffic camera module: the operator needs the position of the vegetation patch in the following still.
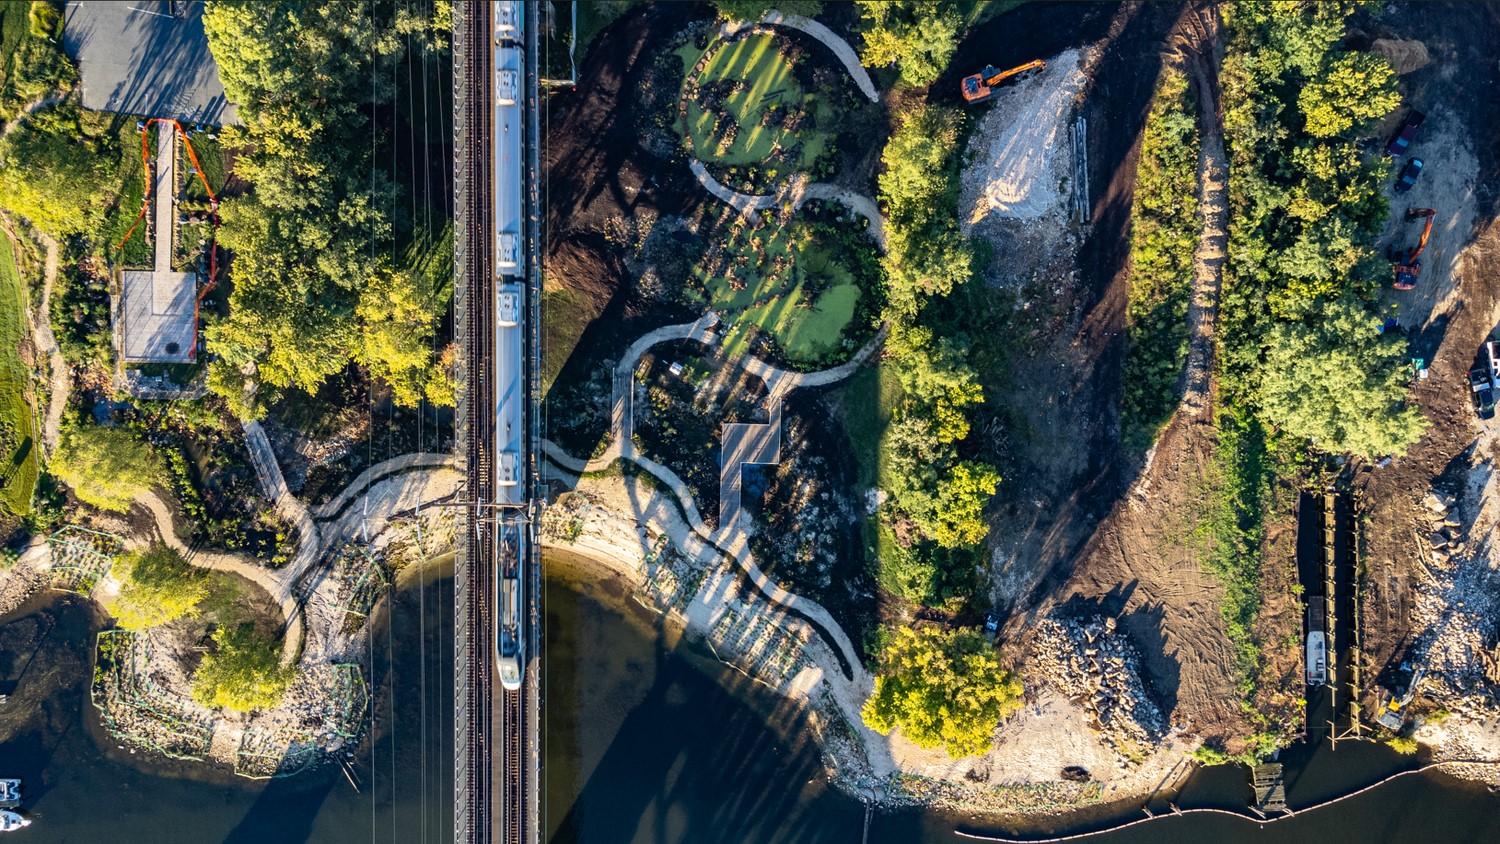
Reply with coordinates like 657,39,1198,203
1122,65,1199,448
51,422,164,514
690,205,880,368
682,31,832,171
0,0,72,122
0,232,37,520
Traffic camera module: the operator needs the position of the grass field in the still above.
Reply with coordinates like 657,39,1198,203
182,130,225,198
697,222,863,364
683,33,830,170
0,231,39,517
826,360,904,491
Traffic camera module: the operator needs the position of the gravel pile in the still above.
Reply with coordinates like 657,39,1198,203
1407,488,1500,707
1029,615,1166,763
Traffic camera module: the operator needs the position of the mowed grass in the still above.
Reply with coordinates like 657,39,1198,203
826,359,904,491
0,232,38,516
697,223,861,364
684,33,828,169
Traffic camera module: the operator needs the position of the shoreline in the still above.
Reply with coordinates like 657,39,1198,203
539,478,1500,837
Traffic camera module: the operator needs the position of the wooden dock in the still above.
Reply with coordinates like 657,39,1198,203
1252,762,1288,814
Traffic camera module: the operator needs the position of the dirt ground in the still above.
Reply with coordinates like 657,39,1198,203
1348,2,1500,709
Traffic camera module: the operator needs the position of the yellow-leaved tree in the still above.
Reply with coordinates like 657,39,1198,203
862,626,1023,758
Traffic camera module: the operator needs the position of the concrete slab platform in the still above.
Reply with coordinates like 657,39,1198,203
122,269,197,363
63,0,238,125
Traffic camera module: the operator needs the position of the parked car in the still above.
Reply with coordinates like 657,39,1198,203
1394,157,1424,193
1386,110,1425,156
1470,369,1495,420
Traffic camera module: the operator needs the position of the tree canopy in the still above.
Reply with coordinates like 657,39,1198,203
857,1,960,88
191,623,290,712
201,0,451,418
1257,297,1425,458
0,104,115,238
711,0,822,21
106,544,209,630
862,626,1024,758
51,423,163,513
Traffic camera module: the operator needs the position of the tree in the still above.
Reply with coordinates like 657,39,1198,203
1298,52,1400,138
862,626,1024,758
927,461,1000,548
712,0,822,21
858,2,960,88
50,424,164,513
0,105,112,237
1257,296,1427,459
106,545,209,630
354,264,451,407
191,623,290,712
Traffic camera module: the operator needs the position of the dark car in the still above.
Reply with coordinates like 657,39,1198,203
1470,369,1495,420
1386,110,1425,156
1394,157,1424,193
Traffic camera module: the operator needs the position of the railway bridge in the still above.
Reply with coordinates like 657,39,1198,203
454,2,542,843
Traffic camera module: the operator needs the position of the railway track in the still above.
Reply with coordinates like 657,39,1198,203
457,2,495,842
457,3,540,843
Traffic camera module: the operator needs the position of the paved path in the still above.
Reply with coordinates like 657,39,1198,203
689,160,888,250
311,452,456,520
542,320,886,677
758,11,879,103
152,125,175,274
136,489,305,667
243,420,322,597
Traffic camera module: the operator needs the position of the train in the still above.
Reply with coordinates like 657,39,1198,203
493,0,527,693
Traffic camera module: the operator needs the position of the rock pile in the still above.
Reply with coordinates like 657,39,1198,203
1409,487,1500,707
1029,615,1166,763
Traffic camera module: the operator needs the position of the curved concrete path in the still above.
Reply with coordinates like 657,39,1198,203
543,318,887,678
137,489,305,667
727,12,879,103
689,160,888,250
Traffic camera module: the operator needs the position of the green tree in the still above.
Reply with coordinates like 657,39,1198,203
0,105,111,237
858,1,960,88
106,544,209,630
927,461,1000,548
1257,296,1426,459
50,424,164,512
711,0,822,21
862,626,1024,758
1297,51,1400,138
191,623,290,712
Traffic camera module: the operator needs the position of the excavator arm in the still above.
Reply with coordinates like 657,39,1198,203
1393,208,1437,290
984,59,1046,87
1406,207,1436,261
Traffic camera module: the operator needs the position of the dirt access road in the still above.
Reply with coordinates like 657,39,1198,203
1349,3,1500,694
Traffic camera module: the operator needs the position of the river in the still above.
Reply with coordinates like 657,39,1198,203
3,553,1500,843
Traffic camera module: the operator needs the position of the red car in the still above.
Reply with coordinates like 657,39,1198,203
1387,110,1425,156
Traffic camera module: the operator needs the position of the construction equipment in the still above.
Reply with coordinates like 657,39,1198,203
1375,666,1426,731
1393,207,1436,290
961,59,1045,104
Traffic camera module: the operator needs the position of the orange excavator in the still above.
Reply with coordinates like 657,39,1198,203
1393,207,1436,290
961,59,1045,104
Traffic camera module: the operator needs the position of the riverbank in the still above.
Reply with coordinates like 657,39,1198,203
539,471,1209,827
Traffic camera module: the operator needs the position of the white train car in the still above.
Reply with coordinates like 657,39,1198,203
493,0,528,693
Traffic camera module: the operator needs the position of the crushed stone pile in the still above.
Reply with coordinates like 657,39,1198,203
1029,615,1166,764
1407,485,1500,710
960,48,1088,226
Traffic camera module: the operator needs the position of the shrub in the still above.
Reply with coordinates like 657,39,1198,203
50,423,164,513
106,544,208,630
191,623,290,712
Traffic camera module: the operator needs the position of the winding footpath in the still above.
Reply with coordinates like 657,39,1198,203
542,314,886,681
689,160,888,250
748,11,880,103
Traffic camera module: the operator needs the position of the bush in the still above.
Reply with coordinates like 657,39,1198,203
1386,735,1418,755
106,544,208,630
50,423,164,513
191,623,290,712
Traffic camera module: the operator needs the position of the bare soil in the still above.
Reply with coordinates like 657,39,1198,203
1348,1,1500,703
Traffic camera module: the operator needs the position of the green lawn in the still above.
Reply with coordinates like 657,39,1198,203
826,360,904,491
182,130,225,198
0,231,38,517
683,32,829,170
696,222,862,364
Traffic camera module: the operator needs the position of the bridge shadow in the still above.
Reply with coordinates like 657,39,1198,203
544,617,915,844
